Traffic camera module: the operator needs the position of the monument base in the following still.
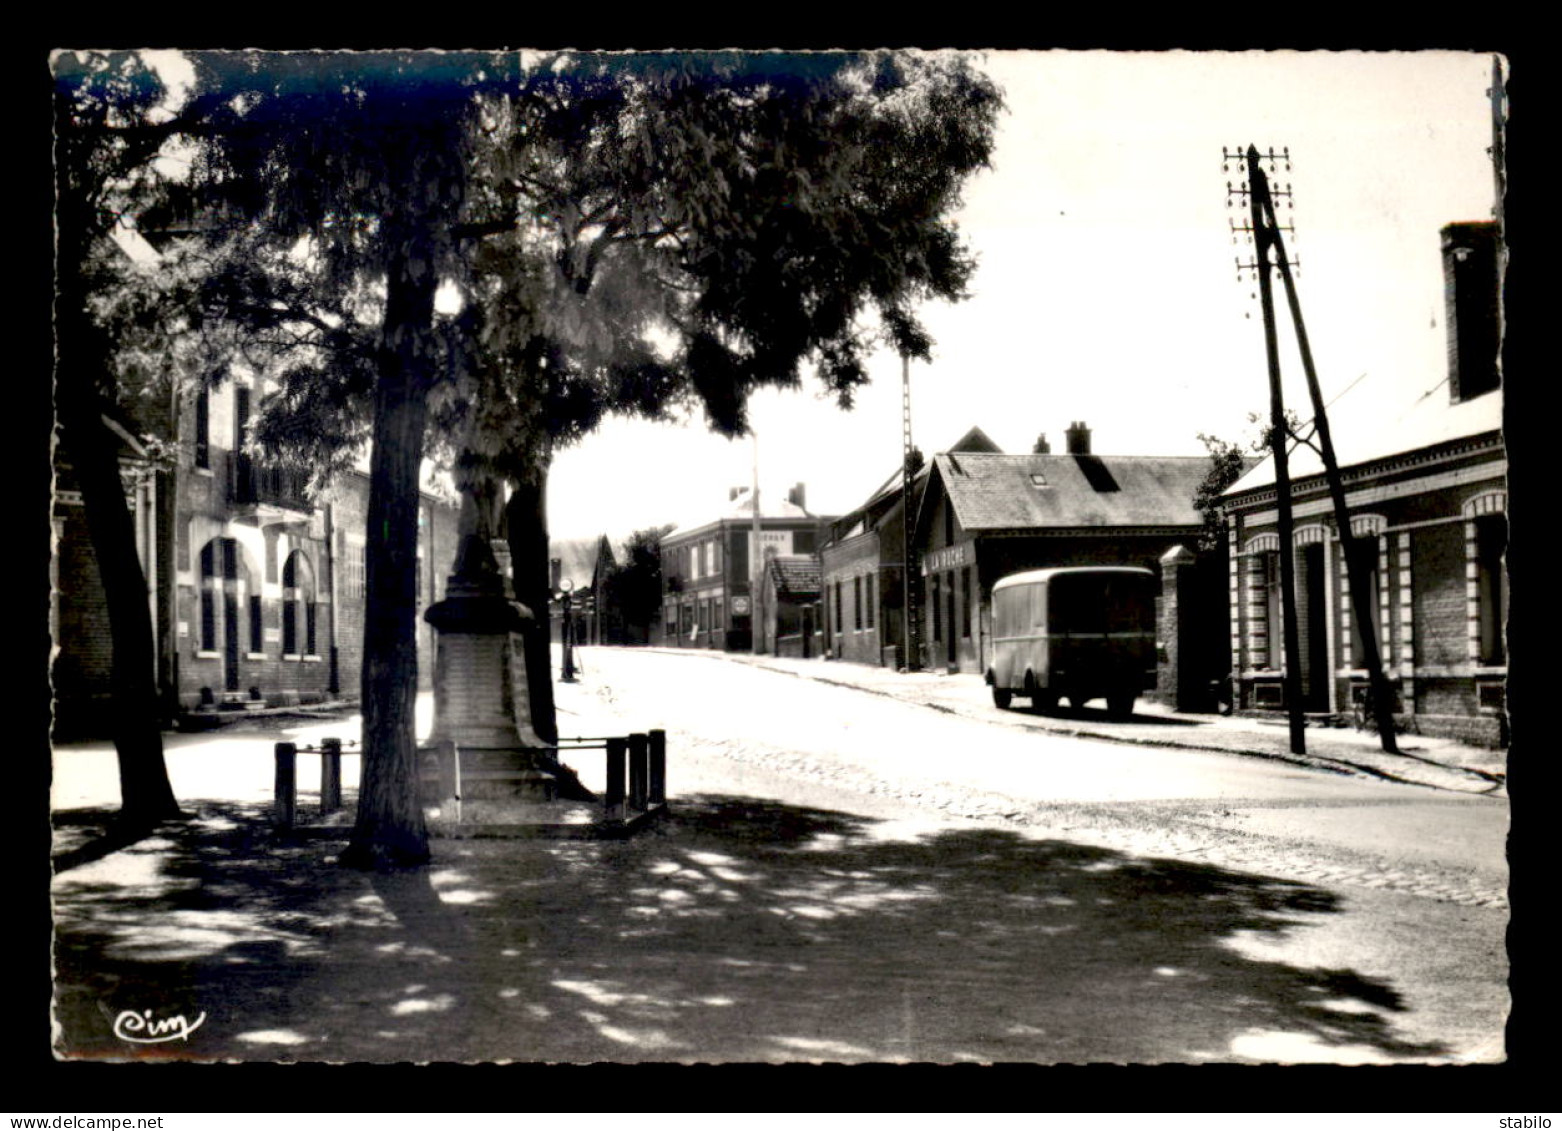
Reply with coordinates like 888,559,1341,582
419,743,558,809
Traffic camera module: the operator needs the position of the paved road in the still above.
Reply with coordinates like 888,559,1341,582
49,647,1510,1064
564,646,1510,911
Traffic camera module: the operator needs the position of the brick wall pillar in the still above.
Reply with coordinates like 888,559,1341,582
1158,544,1196,709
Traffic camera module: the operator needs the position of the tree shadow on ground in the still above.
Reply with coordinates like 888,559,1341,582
50,793,1453,1064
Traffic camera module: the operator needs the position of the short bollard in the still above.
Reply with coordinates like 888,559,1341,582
606,737,627,822
628,732,649,811
648,729,666,807
321,737,343,814
274,742,297,829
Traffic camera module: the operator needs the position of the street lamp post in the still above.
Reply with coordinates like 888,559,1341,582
557,578,577,683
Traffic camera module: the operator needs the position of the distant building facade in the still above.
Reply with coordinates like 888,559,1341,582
661,484,834,652
818,423,1228,705
1220,222,1506,746
547,535,620,646
910,423,1218,691
51,373,460,737
818,428,991,669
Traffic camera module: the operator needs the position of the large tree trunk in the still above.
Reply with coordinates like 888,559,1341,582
341,237,437,870
505,473,557,746
56,390,184,827
53,179,183,827
503,465,595,803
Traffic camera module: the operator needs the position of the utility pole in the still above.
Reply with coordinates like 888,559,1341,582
751,431,763,655
1229,145,1305,754
1250,153,1401,753
1230,144,1409,754
900,353,922,672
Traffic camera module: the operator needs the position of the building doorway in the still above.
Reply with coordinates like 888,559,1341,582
946,583,957,667
1299,542,1329,711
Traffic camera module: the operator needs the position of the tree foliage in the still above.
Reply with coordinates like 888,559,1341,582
1193,432,1250,552
603,524,675,638
110,49,1000,866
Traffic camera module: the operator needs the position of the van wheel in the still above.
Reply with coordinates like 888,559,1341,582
1107,693,1135,719
1025,674,1055,715
992,686,1012,710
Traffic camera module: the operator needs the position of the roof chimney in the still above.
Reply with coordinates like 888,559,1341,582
1065,421,1092,455
1032,433,1051,454
787,482,806,511
729,486,744,501
1441,221,1500,403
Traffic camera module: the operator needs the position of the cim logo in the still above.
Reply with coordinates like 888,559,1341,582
112,1007,207,1044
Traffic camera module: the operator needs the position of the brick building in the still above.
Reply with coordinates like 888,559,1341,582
661,485,834,652
1219,222,1506,745
817,427,993,669
908,424,1218,692
51,372,460,736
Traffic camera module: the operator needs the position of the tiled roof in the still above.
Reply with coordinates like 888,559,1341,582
721,486,812,519
767,554,822,598
935,452,1210,531
1228,379,1503,495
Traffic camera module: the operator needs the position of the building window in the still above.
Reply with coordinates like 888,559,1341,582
865,574,875,630
194,388,210,469
1345,537,1381,665
834,581,843,636
249,592,263,654
342,534,366,600
282,550,316,656
853,575,863,630
199,540,218,651
1257,550,1283,670
931,574,942,641
1476,514,1507,665
233,385,254,502
943,503,955,546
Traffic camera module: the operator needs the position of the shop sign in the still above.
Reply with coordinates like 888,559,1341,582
921,541,973,575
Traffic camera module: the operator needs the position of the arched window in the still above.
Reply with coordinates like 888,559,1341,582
1343,516,1386,668
199,540,219,652
1243,534,1283,671
282,550,317,657
199,536,258,689
1464,493,1507,667
1474,513,1507,665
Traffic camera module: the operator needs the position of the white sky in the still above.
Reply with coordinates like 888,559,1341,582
546,49,1501,542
